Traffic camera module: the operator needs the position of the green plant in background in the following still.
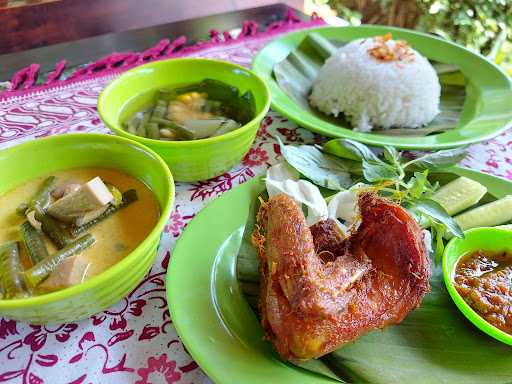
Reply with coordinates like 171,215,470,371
321,0,512,75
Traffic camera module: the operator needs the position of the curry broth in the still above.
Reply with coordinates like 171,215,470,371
0,167,160,285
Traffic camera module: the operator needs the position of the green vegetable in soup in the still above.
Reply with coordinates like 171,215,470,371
17,176,57,214
24,234,95,287
150,100,167,122
0,242,30,299
150,117,194,140
136,110,151,138
20,221,49,265
181,118,241,139
70,189,138,236
126,117,138,135
124,79,255,141
35,206,74,248
147,122,160,139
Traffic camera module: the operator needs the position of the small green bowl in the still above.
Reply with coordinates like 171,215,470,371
98,58,271,182
0,133,174,324
443,227,512,345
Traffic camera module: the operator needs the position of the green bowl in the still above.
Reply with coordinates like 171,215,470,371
0,133,174,324
443,227,512,345
98,58,271,182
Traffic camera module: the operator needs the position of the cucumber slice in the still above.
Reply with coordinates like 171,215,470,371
448,195,512,237
431,177,487,216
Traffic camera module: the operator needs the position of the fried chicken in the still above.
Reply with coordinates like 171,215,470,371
253,192,430,360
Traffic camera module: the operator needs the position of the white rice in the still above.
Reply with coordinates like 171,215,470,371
309,37,441,132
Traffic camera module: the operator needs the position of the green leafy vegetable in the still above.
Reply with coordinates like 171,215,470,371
277,137,352,190
409,198,464,237
339,139,382,163
383,145,400,166
362,161,399,182
406,146,469,169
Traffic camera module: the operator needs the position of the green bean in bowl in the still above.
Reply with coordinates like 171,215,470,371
98,58,271,182
0,133,174,324
123,79,256,141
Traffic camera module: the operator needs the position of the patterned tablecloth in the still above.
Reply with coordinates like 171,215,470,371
0,14,511,384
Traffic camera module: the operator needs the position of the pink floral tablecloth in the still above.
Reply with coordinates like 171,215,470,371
1,14,512,384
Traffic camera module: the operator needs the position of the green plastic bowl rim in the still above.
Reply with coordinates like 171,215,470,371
98,58,271,147
0,133,174,310
442,227,512,344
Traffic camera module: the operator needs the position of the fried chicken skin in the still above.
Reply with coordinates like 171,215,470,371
253,192,430,360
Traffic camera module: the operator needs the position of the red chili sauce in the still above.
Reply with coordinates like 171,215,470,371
454,250,512,334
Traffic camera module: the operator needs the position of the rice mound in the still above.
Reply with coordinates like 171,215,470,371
309,36,441,132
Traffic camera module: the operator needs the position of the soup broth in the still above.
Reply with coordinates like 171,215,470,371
0,167,160,296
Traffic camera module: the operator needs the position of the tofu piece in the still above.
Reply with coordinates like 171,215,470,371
39,255,90,292
47,177,114,223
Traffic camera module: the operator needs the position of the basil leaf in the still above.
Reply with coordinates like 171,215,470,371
409,198,464,239
433,224,447,264
362,161,400,182
412,147,468,169
383,146,400,166
340,139,381,163
278,138,352,190
407,170,429,200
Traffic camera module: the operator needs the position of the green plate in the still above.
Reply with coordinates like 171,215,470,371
167,167,512,383
251,26,512,149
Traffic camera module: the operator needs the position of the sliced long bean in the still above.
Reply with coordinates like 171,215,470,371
0,242,30,299
136,110,151,137
147,122,160,139
125,117,139,135
71,189,138,236
150,100,167,122
20,221,49,265
24,234,95,287
35,206,74,248
29,176,58,211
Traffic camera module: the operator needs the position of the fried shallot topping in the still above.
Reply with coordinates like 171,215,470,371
368,33,415,62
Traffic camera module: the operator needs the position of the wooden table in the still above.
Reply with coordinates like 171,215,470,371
0,3,306,81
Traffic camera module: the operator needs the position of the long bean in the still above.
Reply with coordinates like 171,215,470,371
136,110,151,137
20,221,49,265
71,189,138,236
24,234,95,287
27,176,58,211
125,117,139,135
147,122,160,139
0,242,30,299
150,100,167,122
35,206,74,248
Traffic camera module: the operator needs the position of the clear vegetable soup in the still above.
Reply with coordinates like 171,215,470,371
123,78,256,141
0,167,160,299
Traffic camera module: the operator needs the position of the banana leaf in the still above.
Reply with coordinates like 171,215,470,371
273,33,466,137
236,171,512,383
